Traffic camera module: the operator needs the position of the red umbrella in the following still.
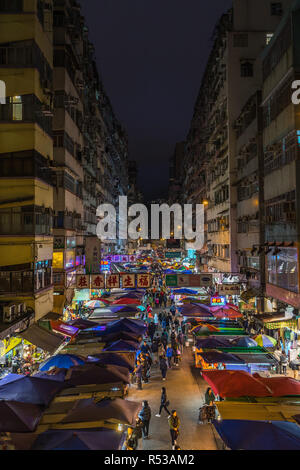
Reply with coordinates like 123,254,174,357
111,298,140,305
213,308,243,319
202,370,272,398
253,374,300,396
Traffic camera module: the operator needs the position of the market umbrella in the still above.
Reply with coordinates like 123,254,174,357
198,350,245,365
202,370,272,398
0,374,64,406
0,400,43,432
253,373,300,396
106,318,147,335
213,419,300,450
85,300,106,309
61,398,142,427
87,352,135,372
64,363,130,387
39,354,85,371
192,324,219,334
253,334,277,348
229,337,258,348
31,428,126,450
69,319,99,329
213,308,243,319
194,326,213,336
174,288,198,295
196,337,232,349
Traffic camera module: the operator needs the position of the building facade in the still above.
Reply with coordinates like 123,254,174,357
0,1,128,337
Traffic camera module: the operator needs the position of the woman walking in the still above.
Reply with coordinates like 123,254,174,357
156,386,171,417
168,410,180,450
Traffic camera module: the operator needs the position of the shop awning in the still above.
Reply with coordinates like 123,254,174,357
50,320,79,338
215,401,300,423
19,324,65,354
214,419,300,450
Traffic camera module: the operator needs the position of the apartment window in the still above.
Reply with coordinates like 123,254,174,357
233,33,248,47
10,96,22,120
270,2,283,15
241,61,253,77
0,0,22,11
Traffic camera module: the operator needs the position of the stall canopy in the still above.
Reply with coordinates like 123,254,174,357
213,419,300,450
106,318,146,335
202,370,272,398
39,354,85,371
0,400,43,432
253,373,300,396
229,337,258,348
0,374,63,405
64,363,130,387
196,337,232,349
174,288,198,295
87,352,135,372
19,324,65,354
61,398,142,427
104,340,140,352
31,428,125,450
215,401,300,422
198,350,245,364
69,319,99,330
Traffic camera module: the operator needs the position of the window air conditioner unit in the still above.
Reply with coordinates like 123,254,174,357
3,305,17,323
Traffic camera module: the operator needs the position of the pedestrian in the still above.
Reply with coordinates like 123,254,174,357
156,386,171,417
135,360,143,390
141,340,151,355
158,342,165,358
168,410,180,450
280,351,288,375
166,344,173,368
161,329,168,349
205,387,216,406
159,355,168,380
177,330,184,354
154,312,159,326
138,400,152,439
172,340,179,366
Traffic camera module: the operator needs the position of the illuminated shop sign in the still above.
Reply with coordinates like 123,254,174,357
210,296,227,307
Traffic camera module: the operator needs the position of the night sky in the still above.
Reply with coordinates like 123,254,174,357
80,0,232,201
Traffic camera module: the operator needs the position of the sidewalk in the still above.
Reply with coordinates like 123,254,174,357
128,345,221,450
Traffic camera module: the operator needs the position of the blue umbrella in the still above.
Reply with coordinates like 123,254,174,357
0,375,63,406
39,354,85,371
214,419,300,450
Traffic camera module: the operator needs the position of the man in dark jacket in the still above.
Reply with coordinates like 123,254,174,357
159,355,168,380
138,400,152,439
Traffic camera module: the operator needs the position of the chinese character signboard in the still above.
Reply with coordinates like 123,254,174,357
165,252,182,259
120,255,129,263
113,255,121,263
76,275,90,289
106,274,120,289
101,260,111,272
210,296,227,307
121,274,135,288
189,274,201,287
177,274,190,287
128,255,136,262
91,274,105,289
137,274,151,288
217,284,240,296
165,275,178,287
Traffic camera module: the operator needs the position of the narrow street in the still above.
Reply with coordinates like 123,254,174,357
128,310,222,451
